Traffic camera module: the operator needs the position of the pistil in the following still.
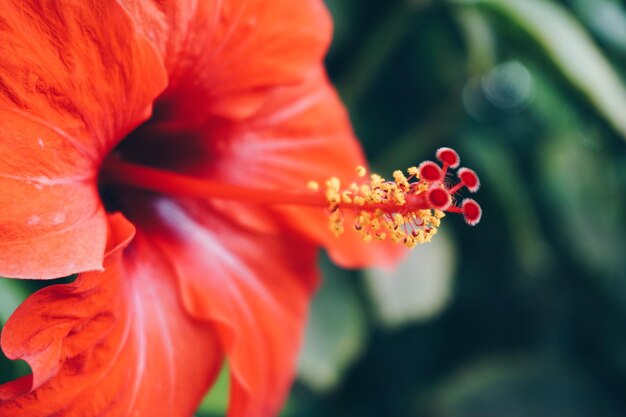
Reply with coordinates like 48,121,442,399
100,147,482,248
101,156,326,207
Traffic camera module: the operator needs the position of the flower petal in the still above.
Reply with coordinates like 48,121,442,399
0,1,167,278
123,0,332,120
126,69,405,269
219,70,406,268
0,214,223,416
125,196,319,417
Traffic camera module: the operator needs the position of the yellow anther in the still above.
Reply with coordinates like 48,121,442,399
404,236,416,248
326,177,340,190
391,230,405,243
307,181,319,191
328,210,344,237
327,193,340,205
359,211,372,222
370,174,384,187
394,189,406,205
319,164,448,248
393,170,409,189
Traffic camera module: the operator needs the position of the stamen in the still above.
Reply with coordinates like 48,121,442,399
100,147,481,250
321,147,482,248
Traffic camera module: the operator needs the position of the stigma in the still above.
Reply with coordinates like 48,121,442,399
315,147,482,248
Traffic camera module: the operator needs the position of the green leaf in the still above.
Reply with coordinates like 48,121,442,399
0,278,29,324
538,132,626,281
454,7,497,75
196,364,229,417
297,256,367,393
572,0,626,53
425,356,624,417
364,230,457,329
451,0,626,140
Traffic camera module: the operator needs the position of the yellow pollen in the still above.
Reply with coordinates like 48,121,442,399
316,165,447,248
393,170,409,189
353,196,366,206
307,181,319,191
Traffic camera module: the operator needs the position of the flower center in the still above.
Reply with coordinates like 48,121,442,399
100,146,481,248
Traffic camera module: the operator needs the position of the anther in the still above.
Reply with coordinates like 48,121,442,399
317,146,482,246
307,181,319,191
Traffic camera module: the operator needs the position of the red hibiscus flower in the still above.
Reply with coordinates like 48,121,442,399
0,1,481,416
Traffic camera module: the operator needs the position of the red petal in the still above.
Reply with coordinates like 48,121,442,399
218,71,406,268
0,214,223,416
0,1,167,278
123,0,332,120
124,196,319,417
130,69,404,269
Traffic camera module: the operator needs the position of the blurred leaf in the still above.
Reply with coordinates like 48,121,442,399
461,135,554,277
425,356,624,417
454,7,497,75
337,1,428,107
364,230,457,328
297,256,367,393
452,0,626,140
196,364,229,417
572,0,626,53
0,279,31,386
0,278,29,324
538,133,626,280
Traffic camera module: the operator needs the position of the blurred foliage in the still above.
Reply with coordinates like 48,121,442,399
283,0,626,416
2,1,626,416
364,230,457,328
